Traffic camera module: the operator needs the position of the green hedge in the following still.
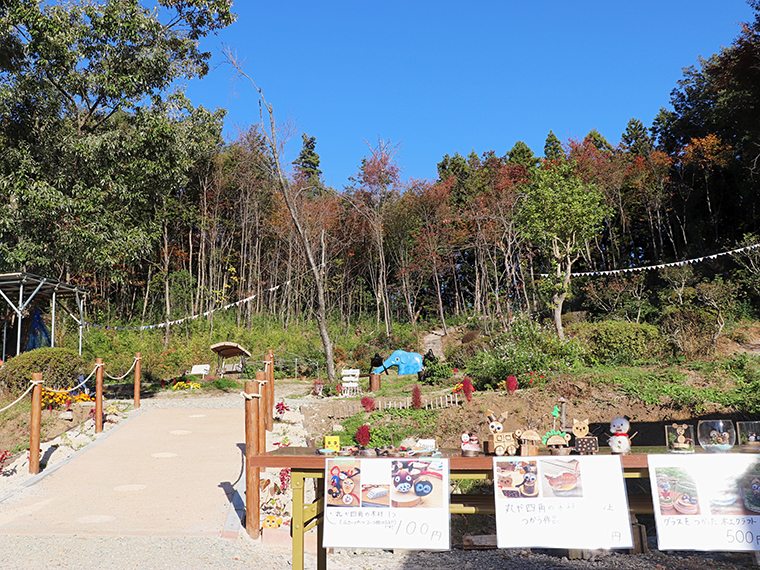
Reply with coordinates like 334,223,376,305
0,347,88,394
568,320,665,366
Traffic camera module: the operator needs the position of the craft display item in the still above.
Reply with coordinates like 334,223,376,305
324,436,340,452
461,432,481,456
572,419,598,455
665,423,694,453
697,420,736,453
515,429,541,456
608,417,636,455
737,421,760,453
484,409,518,456
543,429,572,455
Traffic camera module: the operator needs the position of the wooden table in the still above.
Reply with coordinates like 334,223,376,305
249,448,652,570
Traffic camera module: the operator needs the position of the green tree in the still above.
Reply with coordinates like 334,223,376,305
543,130,564,162
292,133,323,190
621,118,653,158
507,141,539,169
519,161,611,339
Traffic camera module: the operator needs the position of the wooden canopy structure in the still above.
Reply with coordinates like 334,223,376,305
210,341,251,377
0,272,87,357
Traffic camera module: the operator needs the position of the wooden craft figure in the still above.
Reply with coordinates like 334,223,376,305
572,418,599,455
390,460,435,507
608,416,637,455
543,429,572,455
485,409,518,456
516,428,541,456
669,423,693,452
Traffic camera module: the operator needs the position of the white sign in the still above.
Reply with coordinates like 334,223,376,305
323,457,450,550
649,454,760,551
493,455,633,549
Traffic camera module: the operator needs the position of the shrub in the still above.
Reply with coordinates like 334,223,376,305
361,396,376,412
355,424,371,447
0,347,87,394
467,318,585,390
412,385,422,409
568,321,665,366
422,361,453,385
461,377,474,402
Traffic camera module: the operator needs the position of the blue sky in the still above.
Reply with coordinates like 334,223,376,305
183,1,754,189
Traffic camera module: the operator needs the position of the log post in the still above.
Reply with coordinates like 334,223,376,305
266,350,275,431
134,353,141,409
244,379,261,539
29,373,42,475
370,373,380,392
256,370,267,453
95,358,103,433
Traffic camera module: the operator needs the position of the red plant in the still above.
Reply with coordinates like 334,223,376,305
279,468,291,491
461,377,474,402
412,384,422,410
0,450,11,472
355,424,371,447
506,375,518,395
360,396,375,412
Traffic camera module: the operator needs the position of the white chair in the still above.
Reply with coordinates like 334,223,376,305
340,368,361,397
187,364,210,380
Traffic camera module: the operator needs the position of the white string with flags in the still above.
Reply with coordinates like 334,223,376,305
539,243,760,278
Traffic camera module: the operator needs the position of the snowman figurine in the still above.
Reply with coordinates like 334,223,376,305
608,417,632,454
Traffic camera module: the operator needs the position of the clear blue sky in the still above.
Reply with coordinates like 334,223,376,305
183,1,754,189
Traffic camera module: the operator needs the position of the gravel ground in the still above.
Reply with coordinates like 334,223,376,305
1,391,759,569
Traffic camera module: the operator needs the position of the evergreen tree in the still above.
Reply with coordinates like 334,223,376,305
544,130,564,161
621,118,652,157
507,141,539,168
293,133,322,189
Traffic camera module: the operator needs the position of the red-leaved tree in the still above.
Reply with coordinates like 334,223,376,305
361,396,376,412
356,424,371,447
461,377,474,402
412,384,422,409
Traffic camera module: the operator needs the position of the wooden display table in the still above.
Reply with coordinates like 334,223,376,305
249,448,653,570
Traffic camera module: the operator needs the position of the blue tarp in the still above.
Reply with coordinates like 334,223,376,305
25,308,51,351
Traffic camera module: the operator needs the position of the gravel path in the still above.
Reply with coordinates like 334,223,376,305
1,390,759,569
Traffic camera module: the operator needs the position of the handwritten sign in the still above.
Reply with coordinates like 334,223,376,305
493,455,632,549
648,454,760,551
323,457,450,550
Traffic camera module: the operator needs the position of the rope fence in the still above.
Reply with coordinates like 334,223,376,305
0,352,143,475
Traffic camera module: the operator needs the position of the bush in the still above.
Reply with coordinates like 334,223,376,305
467,318,585,390
422,361,453,385
0,347,87,394
659,305,721,359
568,321,665,366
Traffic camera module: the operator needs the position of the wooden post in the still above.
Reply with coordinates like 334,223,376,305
370,373,380,392
29,373,42,475
134,353,141,409
244,380,261,539
266,350,275,431
256,370,267,454
95,358,103,433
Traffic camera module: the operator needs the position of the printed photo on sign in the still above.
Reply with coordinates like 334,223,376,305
493,455,632,550
390,459,445,509
654,467,700,516
324,458,450,550
648,454,760,551
495,460,539,498
325,459,362,507
541,458,583,498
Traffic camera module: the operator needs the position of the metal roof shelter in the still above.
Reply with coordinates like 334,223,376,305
0,272,87,357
